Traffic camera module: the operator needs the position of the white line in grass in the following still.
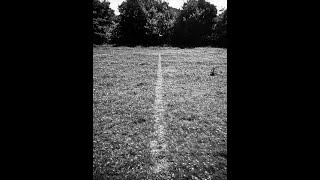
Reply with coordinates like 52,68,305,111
93,54,113,56
93,50,114,57
151,53,169,173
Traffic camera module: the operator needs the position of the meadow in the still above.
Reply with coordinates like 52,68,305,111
93,46,227,180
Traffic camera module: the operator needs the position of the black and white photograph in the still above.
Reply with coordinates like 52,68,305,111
93,0,227,179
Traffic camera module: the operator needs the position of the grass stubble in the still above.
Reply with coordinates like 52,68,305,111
93,46,227,180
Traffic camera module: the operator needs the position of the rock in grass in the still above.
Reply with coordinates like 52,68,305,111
139,62,148,66
181,114,197,122
136,82,147,87
210,67,215,76
133,117,146,124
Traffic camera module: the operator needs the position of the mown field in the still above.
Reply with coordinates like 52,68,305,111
93,46,227,180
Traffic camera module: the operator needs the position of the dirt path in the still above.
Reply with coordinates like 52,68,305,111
150,53,169,173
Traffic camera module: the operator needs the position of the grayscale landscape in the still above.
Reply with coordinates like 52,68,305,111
93,46,227,180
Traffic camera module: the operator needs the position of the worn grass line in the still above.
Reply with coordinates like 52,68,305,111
93,54,112,57
93,50,114,57
151,53,169,174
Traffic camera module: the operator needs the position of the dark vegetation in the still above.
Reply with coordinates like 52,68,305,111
93,0,227,47
93,0,115,44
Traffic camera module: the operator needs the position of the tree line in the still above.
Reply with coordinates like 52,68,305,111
93,0,227,47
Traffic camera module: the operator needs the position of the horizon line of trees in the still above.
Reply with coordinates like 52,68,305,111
93,0,227,48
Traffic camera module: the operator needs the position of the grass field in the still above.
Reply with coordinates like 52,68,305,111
93,46,227,180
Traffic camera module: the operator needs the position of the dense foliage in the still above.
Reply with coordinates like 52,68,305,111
93,0,227,47
109,0,178,45
211,9,227,47
172,0,217,46
93,0,115,44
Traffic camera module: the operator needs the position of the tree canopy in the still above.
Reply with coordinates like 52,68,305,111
172,0,218,46
93,0,115,44
212,9,227,47
92,0,227,48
